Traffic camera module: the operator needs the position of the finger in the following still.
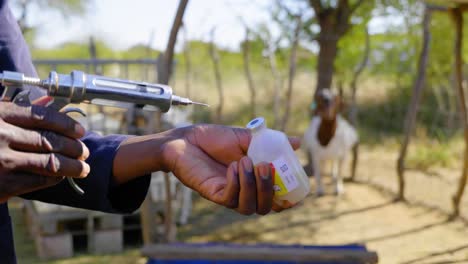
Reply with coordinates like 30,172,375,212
254,162,273,215
7,126,89,160
272,202,284,212
288,137,301,150
0,172,63,203
0,103,85,139
272,200,295,212
236,157,257,215
220,161,240,209
32,96,54,106
9,150,90,178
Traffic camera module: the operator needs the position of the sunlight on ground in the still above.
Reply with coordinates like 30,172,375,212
12,136,467,264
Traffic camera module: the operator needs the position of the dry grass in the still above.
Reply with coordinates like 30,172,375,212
12,142,468,264
11,73,467,263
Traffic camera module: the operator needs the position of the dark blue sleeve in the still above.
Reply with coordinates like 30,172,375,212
0,0,150,214
22,133,151,214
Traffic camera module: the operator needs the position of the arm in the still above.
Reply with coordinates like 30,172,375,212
1,0,298,215
113,125,301,214
0,0,150,214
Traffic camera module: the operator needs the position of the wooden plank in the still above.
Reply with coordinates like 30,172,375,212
141,244,379,264
34,58,159,65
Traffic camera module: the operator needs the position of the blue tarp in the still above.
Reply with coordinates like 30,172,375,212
146,243,373,264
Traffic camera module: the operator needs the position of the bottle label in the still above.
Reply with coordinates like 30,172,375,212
270,156,299,196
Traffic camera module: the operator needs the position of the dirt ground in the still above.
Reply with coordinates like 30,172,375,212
177,145,468,264
12,145,468,264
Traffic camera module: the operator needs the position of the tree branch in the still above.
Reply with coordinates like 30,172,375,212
350,0,365,15
159,0,189,85
310,0,322,15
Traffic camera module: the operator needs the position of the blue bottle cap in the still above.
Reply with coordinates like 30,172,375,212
246,117,266,131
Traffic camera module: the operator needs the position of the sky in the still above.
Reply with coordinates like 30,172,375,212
11,0,402,52
12,0,276,51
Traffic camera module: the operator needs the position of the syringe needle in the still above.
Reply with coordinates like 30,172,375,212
191,101,210,107
172,95,209,107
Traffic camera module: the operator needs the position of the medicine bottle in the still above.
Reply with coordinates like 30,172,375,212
246,117,310,204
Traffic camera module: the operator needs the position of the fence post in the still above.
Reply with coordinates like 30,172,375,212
396,6,431,201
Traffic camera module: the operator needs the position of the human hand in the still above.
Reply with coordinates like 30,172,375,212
161,124,301,215
0,97,90,202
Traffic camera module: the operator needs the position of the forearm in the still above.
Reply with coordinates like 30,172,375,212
112,127,186,185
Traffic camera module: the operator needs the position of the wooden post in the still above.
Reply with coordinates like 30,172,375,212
242,27,256,119
182,23,192,98
209,28,224,124
281,15,301,132
349,26,370,181
262,31,282,129
396,6,431,201
154,0,189,243
88,36,107,134
451,6,468,218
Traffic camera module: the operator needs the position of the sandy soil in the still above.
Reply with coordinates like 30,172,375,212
178,146,468,264
12,145,468,264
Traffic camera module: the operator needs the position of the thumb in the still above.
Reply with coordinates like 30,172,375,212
32,96,54,106
234,127,301,151
232,128,252,153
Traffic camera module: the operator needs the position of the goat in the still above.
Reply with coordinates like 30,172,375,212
303,88,358,196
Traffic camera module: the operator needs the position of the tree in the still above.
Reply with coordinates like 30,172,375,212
281,15,302,131
139,0,189,245
257,24,283,129
397,4,431,200
450,6,468,218
209,28,224,124
11,0,90,33
242,27,257,119
309,0,366,97
349,26,370,181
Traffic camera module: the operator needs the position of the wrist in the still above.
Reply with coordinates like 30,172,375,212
112,127,187,184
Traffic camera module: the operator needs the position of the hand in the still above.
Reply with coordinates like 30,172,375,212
161,124,301,215
0,97,90,203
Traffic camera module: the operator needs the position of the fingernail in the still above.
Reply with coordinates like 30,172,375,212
80,141,90,160
75,123,85,136
259,165,271,180
241,157,253,174
231,161,238,175
81,162,90,178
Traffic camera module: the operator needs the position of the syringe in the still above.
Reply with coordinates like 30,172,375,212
0,70,208,111
0,70,208,195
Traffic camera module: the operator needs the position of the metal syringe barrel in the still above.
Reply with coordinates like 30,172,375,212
44,71,174,112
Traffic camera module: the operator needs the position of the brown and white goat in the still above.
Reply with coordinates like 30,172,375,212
303,88,358,196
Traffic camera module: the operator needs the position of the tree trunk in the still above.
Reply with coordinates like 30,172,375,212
396,7,431,201
182,24,192,98
281,17,301,131
209,29,224,124
314,12,340,98
349,26,370,181
158,0,189,85
265,43,282,130
141,0,189,245
451,7,468,218
242,28,256,119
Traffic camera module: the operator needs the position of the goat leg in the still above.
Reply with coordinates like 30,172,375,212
313,157,325,196
333,158,344,195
